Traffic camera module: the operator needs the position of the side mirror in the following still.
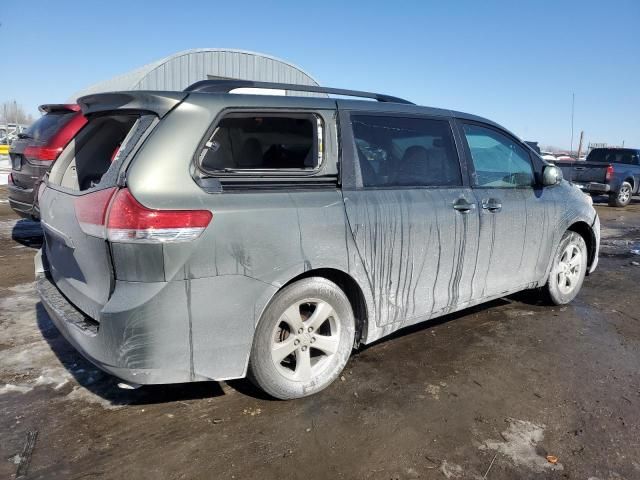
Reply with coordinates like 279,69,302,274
542,165,563,186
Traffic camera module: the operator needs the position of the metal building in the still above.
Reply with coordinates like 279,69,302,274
69,48,320,101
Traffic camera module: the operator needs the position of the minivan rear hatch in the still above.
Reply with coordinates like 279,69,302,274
39,92,186,320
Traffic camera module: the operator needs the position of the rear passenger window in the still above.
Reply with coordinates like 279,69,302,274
198,114,322,172
463,123,534,188
350,115,462,188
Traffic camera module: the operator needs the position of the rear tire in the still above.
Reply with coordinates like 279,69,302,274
248,277,355,400
545,231,588,305
608,181,632,207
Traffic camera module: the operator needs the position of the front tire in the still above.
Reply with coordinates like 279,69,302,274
248,277,355,399
545,231,588,305
608,181,632,207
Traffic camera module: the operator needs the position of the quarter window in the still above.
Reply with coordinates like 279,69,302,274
351,115,462,188
463,123,534,188
198,113,321,172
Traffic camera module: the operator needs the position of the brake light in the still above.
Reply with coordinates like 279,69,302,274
75,187,212,243
24,110,88,166
106,189,212,243
74,187,118,237
606,165,614,182
24,146,63,165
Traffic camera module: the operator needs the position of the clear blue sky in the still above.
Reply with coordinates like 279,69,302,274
1,0,638,149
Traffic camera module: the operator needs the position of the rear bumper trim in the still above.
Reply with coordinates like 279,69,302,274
8,184,37,218
37,274,99,336
573,182,611,193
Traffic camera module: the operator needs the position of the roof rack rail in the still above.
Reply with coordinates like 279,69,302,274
184,80,414,105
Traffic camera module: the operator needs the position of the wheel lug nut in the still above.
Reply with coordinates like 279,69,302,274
298,328,303,334
310,337,316,343
294,339,300,346
301,345,308,351
308,327,313,332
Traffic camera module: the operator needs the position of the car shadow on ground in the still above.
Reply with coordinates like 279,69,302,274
591,195,640,206
355,297,514,353
35,303,227,406
11,219,43,248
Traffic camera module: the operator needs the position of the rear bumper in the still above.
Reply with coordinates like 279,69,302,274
9,162,48,219
36,272,197,385
8,183,37,219
573,182,611,194
36,249,276,385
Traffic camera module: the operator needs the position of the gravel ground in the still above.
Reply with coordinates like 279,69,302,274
0,186,639,480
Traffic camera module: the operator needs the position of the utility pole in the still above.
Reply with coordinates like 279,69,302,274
570,93,575,154
577,131,584,160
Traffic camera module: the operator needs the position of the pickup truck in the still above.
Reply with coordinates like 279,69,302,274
556,148,640,207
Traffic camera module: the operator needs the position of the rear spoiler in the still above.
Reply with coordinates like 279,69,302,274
76,91,188,118
39,104,81,114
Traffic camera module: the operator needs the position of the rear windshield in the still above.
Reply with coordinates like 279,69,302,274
25,111,75,143
587,149,640,165
198,113,320,173
49,114,146,191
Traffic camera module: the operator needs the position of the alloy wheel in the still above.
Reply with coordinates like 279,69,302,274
556,243,583,295
618,185,631,204
270,299,341,382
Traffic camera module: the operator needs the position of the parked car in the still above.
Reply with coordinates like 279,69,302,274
8,104,87,219
556,147,640,207
36,81,600,399
540,151,558,162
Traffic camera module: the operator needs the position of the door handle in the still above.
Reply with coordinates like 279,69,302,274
481,198,502,213
453,198,476,213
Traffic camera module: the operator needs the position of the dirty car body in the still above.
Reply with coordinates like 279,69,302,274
36,83,600,398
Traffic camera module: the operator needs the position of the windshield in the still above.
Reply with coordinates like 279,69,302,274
587,148,640,165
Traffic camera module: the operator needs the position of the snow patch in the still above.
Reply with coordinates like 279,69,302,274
440,460,464,479
482,418,563,472
425,384,441,400
66,386,123,410
0,384,33,394
0,283,117,408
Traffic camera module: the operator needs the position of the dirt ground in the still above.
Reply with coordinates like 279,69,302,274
1,185,639,480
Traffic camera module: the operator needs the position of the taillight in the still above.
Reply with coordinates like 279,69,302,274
606,165,614,182
7,173,14,185
74,187,118,238
107,189,212,243
24,111,87,166
75,187,212,243
24,146,63,165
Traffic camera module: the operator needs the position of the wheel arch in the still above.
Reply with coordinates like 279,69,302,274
282,268,369,346
623,176,635,192
567,221,596,271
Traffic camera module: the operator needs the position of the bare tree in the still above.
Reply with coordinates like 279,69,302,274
0,100,35,125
